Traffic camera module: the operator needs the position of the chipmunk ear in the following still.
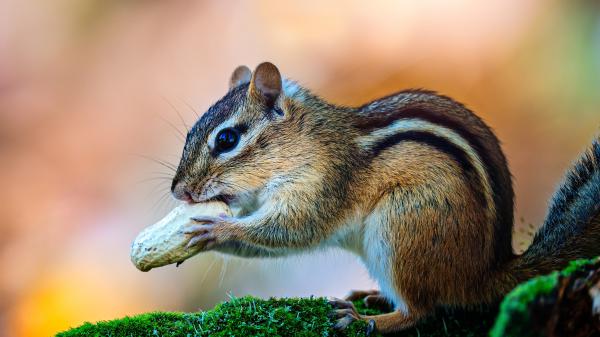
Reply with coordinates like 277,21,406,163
229,65,252,89
249,62,281,108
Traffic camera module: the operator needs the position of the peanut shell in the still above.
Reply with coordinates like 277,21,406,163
130,201,231,271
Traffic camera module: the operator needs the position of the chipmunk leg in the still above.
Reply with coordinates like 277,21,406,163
188,196,337,250
363,310,422,333
344,290,393,311
363,295,393,312
345,289,380,301
329,298,422,334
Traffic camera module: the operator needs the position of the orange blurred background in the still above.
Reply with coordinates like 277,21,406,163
1,1,599,336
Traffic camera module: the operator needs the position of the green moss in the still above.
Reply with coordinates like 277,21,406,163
57,296,376,337
57,296,497,337
560,258,596,276
489,273,558,337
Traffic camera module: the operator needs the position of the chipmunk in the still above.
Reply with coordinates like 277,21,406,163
170,62,600,334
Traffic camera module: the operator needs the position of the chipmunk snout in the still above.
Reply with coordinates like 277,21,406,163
171,180,196,203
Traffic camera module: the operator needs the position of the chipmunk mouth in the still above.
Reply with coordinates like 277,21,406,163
208,190,261,218
196,178,264,216
208,194,236,206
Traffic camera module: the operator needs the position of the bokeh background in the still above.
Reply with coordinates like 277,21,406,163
1,0,599,336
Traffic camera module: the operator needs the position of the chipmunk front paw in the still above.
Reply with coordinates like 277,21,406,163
184,214,237,249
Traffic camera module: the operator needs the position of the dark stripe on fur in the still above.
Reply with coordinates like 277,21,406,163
371,131,472,171
370,130,487,206
356,90,514,265
188,84,249,143
357,109,501,203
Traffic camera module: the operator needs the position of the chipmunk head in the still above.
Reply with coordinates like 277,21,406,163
171,62,312,207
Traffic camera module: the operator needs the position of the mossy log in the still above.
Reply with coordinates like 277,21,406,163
491,257,600,337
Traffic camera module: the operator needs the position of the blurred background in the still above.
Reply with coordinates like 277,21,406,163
1,0,599,336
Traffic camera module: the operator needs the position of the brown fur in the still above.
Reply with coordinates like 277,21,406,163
172,62,600,334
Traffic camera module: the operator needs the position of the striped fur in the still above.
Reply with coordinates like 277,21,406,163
356,90,514,266
172,63,600,334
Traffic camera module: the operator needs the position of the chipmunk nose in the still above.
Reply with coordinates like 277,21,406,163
171,180,195,203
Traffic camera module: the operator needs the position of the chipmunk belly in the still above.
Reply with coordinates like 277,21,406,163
321,211,409,312
361,211,409,314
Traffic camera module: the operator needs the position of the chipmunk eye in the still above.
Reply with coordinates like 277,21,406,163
214,128,239,153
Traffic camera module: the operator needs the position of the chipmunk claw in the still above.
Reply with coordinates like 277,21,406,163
365,319,375,335
183,224,214,234
190,213,231,224
185,220,218,250
185,234,216,249
328,297,365,332
185,214,238,249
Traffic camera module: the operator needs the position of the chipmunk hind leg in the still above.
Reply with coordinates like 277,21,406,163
329,297,427,334
344,289,380,301
356,185,464,333
364,309,427,334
